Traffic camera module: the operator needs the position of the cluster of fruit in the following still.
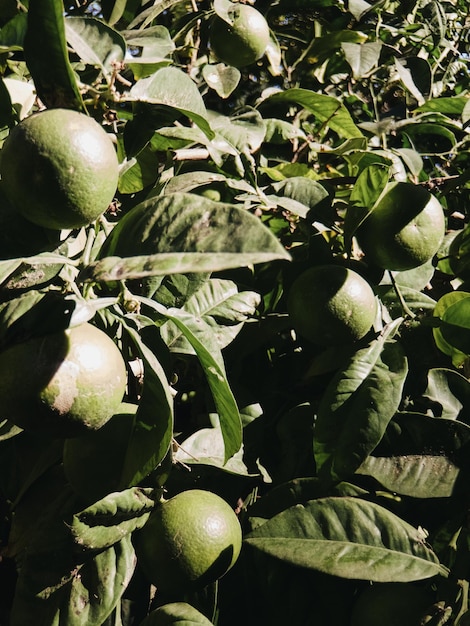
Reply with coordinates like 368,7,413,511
0,107,242,599
288,183,446,348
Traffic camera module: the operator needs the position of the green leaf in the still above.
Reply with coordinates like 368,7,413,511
357,454,460,499
23,0,85,111
348,0,372,19
127,0,190,29
100,0,128,25
0,419,22,441
70,488,156,551
383,411,470,465
395,57,432,105
264,118,306,144
119,317,174,486
84,251,291,282
0,11,27,52
208,108,266,154
3,76,36,121
125,26,175,78
88,192,290,282
266,88,363,139
349,164,390,213
441,294,470,330
343,164,390,250
174,426,264,477
136,298,243,463
314,322,408,483
422,368,470,421
392,148,423,177
377,284,437,318
140,602,215,626
65,16,126,78
269,177,331,221
403,122,456,151
202,63,241,98
247,478,368,524
462,99,470,126
11,535,136,625
416,97,469,116
245,497,448,582
433,292,470,358
342,41,382,78
130,66,214,139
117,145,160,194
0,258,24,285
161,278,260,352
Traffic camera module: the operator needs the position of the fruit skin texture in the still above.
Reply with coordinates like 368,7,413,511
209,4,270,68
350,582,433,626
0,323,127,437
356,182,446,271
0,108,119,230
287,264,377,346
63,403,137,504
134,489,242,592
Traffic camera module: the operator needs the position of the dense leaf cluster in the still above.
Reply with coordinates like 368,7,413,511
0,0,470,624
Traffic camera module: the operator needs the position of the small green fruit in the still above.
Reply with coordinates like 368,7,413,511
210,4,270,68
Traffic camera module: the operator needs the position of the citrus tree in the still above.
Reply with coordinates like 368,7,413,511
0,0,470,624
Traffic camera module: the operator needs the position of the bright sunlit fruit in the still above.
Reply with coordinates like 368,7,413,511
0,108,119,230
0,323,127,437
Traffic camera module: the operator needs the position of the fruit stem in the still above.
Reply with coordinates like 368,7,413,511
388,270,416,319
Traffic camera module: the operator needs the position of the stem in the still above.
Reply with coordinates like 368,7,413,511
388,270,416,319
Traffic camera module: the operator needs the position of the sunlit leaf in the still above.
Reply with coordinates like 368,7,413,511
342,41,381,78
266,88,363,139
130,66,214,139
65,16,126,77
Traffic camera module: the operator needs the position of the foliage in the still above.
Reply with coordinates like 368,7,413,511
0,0,469,624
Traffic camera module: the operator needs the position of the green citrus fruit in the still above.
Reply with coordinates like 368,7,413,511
0,322,127,437
209,4,270,68
199,186,223,202
356,182,446,271
0,108,119,230
351,583,433,626
134,489,242,592
287,264,377,346
63,403,137,503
